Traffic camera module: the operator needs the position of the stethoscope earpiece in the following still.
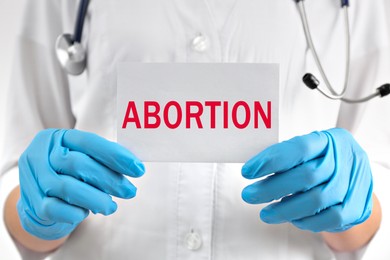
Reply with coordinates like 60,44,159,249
378,84,390,98
302,73,320,90
55,33,86,76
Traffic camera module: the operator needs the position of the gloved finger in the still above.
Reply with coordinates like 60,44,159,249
291,205,345,232
19,160,89,224
17,201,81,240
242,131,329,179
18,152,53,225
41,197,89,224
50,146,137,199
61,129,145,178
259,183,343,224
20,197,89,225
20,138,117,216
291,205,353,232
43,174,118,215
242,152,334,204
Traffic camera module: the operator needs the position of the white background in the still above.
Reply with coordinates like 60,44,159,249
0,0,24,259
0,0,23,148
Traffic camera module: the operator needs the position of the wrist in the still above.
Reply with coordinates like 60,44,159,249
4,186,69,253
321,193,382,252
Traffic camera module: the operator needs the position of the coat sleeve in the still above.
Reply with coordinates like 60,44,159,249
0,0,78,258
336,1,390,259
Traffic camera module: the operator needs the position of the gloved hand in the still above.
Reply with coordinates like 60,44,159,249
241,128,373,232
17,129,145,240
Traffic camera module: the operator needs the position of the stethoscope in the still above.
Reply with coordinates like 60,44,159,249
55,0,89,76
55,0,390,103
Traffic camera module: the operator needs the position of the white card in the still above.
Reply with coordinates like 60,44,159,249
117,63,279,163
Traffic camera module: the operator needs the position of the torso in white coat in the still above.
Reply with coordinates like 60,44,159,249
4,0,390,259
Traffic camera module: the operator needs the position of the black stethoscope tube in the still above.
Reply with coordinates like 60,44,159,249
296,0,349,7
73,0,90,44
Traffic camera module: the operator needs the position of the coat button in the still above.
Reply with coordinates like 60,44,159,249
185,230,203,251
191,34,209,53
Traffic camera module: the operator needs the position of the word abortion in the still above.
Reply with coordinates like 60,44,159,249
122,101,272,130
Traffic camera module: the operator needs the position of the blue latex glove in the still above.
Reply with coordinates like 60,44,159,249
241,128,373,232
17,129,145,240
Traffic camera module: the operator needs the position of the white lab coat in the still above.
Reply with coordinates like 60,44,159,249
1,0,390,259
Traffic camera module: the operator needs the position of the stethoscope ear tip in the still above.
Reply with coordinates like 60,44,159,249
378,84,390,97
302,73,320,90
55,34,87,76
